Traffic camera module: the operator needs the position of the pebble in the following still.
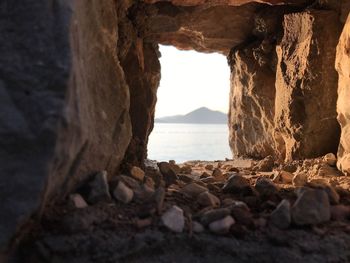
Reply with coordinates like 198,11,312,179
180,183,208,198
87,171,111,204
113,181,134,204
307,180,340,205
222,173,251,194
253,156,274,172
205,164,214,170
292,173,308,187
180,165,192,174
193,221,205,233
209,216,235,234
275,171,293,184
200,172,211,178
130,166,145,182
161,206,185,233
197,191,220,207
200,208,231,226
69,193,88,209
291,188,330,225
324,153,337,167
212,168,224,179
269,199,291,229
158,162,178,186
255,178,278,198
230,206,253,226
178,174,194,183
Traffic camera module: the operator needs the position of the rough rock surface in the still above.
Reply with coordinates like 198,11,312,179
336,14,350,176
229,39,277,158
274,10,341,161
0,0,132,252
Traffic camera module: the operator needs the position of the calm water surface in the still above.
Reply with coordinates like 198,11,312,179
147,123,232,163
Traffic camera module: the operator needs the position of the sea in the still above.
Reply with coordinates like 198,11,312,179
147,123,232,163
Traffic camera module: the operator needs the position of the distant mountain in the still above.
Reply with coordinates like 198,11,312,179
155,107,227,124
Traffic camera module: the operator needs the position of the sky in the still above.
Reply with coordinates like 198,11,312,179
155,45,231,118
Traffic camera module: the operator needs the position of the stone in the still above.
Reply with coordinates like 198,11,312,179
336,14,350,176
291,189,330,225
324,153,337,167
222,173,251,194
209,216,235,235
180,183,208,198
200,208,231,226
113,181,134,204
317,164,342,177
0,0,137,250
130,166,145,182
144,176,156,190
255,178,278,198
274,10,341,160
119,175,142,193
269,199,291,229
331,205,350,221
161,206,185,233
154,187,166,214
197,192,220,207
192,221,205,233
158,162,178,186
205,164,214,170
200,172,211,178
170,163,181,174
69,194,88,209
307,180,340,205
212,168,223,179
292,173,308,187
180,165,192,174
230,207,253,226
279,171,293,184
229,39,277,159
254,156,275,172
87,171,111,204
178,174,194,183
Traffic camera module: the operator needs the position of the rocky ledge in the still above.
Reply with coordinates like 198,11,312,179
18,154,350,262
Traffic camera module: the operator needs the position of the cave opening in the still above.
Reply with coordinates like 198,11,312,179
147,45,232,163
3,1,350,261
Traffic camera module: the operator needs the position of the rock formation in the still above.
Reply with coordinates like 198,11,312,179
336,13,350,175
1,0,350,260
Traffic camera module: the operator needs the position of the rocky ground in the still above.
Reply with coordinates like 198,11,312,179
16,154,350,262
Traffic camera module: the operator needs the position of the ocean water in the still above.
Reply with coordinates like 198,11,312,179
147,123,232,163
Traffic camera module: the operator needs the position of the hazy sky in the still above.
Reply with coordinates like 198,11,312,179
155,45,230,118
